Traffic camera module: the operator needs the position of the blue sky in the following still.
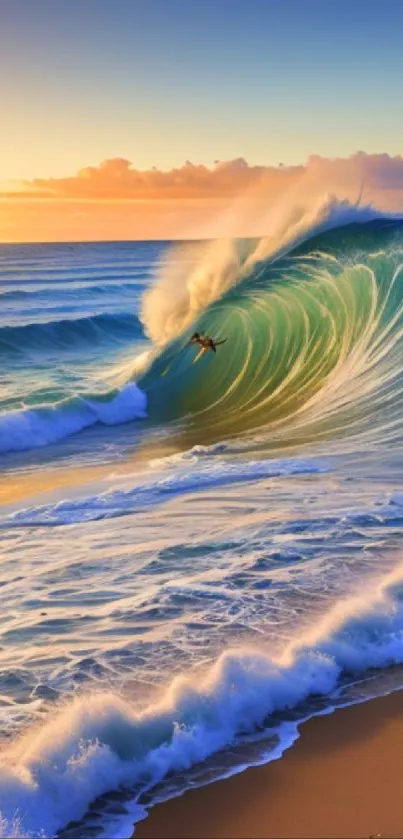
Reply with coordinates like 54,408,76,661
1,0,403,179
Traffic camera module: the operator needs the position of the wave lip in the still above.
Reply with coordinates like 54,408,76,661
0,383,147,455
2,563,403,838
140,199,395,347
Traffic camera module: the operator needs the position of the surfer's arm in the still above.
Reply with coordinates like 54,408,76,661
188,333,205,345
215,339,227,346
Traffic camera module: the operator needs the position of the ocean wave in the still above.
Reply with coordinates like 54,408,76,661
0,312,144,357
141,196,390,346
0,281,141,304
4,205,403,457
0,383,147,454
2,562,403,838
138,216,403,450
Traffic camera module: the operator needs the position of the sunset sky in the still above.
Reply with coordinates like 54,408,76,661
2,0,403,242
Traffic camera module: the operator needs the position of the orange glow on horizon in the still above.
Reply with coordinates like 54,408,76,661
1,152,403,243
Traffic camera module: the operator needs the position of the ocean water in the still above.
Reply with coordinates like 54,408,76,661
2,203,403,837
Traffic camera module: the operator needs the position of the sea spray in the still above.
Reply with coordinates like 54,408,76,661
140,196,386,346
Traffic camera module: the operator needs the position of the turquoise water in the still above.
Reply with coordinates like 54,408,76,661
141,220,403,450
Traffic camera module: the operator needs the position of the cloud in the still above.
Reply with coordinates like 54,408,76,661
2,151,403,243
6,151,403,204
20,156,301,199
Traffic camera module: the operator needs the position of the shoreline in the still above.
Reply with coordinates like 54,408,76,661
135,689,403,838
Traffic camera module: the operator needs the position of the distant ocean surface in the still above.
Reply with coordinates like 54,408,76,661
3,202,403,838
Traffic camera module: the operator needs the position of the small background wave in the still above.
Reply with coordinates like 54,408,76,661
0,241,159,455
0,312,144,357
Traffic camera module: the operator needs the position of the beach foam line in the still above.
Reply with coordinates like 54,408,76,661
2,562,403,837
1,457,326,525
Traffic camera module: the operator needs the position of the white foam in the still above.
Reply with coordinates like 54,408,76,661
0,815,34,839
3,561,403,837
0,384,147,454
0,650,338,837
2,457,325,525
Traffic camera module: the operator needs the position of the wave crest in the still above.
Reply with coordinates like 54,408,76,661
0,383,147,454
140,195,384,346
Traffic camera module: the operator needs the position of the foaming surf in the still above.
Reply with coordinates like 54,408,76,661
0,383,147,454
0,454,325,525
2,561,403,838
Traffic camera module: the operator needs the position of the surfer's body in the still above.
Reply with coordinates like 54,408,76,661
189,332,226,354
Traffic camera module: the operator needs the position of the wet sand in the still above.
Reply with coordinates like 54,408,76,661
135,689,403,838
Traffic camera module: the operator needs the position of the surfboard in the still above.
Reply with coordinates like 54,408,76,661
192,346,208,364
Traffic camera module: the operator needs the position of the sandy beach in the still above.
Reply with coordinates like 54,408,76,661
135,689,403,839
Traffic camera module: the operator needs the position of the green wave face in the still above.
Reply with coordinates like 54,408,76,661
138,221,403,450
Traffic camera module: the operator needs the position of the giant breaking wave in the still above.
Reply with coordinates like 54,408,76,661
2,196,403,455
138,202,403,451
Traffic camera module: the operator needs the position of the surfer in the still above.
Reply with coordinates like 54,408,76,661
189,332,227,354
